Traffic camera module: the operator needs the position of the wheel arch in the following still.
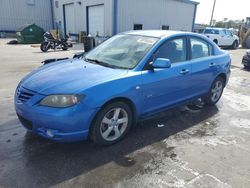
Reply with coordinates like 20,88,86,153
90,97,138,134
101,97,137,122
216,73,227,87
234,39,239,46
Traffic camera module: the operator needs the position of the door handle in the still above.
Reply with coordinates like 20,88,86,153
180,69,190,75
209,62,216,67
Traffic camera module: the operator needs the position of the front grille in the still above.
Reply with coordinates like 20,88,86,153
17,114,33,130
16,87,36,103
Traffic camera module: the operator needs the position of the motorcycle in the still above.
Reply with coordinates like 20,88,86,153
40,32,70,52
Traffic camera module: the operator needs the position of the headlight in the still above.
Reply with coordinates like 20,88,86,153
40,95,85,108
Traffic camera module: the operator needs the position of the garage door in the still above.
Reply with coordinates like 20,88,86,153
88,5,104,36
64,3,76,35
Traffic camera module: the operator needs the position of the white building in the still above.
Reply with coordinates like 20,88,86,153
52,0,199,37
0,0,53,32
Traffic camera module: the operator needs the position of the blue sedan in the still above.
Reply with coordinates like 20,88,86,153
15,30,231,145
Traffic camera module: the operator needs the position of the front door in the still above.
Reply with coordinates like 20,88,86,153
224,30,235,46
141,37,193,115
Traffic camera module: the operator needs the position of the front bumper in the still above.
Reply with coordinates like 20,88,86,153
15,91,99,142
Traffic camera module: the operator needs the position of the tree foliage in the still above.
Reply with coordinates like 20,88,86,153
214,19,243,29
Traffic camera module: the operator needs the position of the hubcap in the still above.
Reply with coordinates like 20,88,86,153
100,108,128,141
211,80,223,102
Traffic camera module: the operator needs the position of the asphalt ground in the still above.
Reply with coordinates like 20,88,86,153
0,39,250,188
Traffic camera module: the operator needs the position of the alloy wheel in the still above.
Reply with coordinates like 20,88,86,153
100,107,128,141
211,80,223,102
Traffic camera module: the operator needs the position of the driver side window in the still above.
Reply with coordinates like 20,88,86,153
225,30,233,37
220,30,227,37
154,38,187,63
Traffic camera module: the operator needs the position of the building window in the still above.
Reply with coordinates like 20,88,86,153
55,1,59,8
162,25,170,30
26,0,35,6
134,24,143,30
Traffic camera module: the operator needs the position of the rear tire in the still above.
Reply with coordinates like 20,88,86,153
90,102,133,146
204,77,225,106
40,42,49,52
231,40,238,49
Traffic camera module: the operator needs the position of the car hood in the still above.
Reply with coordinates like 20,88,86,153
20,59,128,95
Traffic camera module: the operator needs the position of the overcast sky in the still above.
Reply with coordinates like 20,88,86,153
195,0,250,24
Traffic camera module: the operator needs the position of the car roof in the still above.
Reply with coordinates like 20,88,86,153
205,27,227,31
123,30,196,39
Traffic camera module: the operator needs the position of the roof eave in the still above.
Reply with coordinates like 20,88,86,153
175,0,200,5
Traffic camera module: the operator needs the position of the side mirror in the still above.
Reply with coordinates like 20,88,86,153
73,52,86,59
152,58,171,69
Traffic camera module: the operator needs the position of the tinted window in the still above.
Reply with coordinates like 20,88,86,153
191,38,212,59
162,25,170,30
155,38,187,63
134,24,143,30
204,29,219,35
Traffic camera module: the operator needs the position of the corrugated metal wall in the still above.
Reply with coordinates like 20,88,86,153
116,0,195,33
0,0,52,31
52,0,113,36
51,0,196,37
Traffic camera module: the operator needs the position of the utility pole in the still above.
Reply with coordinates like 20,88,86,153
210,0,217,26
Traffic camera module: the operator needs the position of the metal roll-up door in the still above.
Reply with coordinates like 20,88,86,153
64,3,76,36
88,5,104,36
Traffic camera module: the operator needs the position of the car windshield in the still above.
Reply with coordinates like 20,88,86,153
84,34,158,69
204,29,219,35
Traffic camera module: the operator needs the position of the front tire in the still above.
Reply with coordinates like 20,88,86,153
204,77,225,106
40,42,49,52
90,102,133,146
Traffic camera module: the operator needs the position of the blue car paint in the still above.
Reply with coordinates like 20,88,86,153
141,61,193,115
15,31,231,142
20,59,128,95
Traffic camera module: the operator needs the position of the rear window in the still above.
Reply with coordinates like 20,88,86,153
204,29,219,35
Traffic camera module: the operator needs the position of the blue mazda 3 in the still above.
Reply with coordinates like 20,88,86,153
15,30,231,145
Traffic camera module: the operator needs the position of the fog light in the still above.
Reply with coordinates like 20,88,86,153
46,129,54,138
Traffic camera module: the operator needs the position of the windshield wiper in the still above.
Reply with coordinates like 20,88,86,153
85,58,102,64
85,58,121,69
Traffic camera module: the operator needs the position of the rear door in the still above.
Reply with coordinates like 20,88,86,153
141,37,193,115
188,37,217,96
